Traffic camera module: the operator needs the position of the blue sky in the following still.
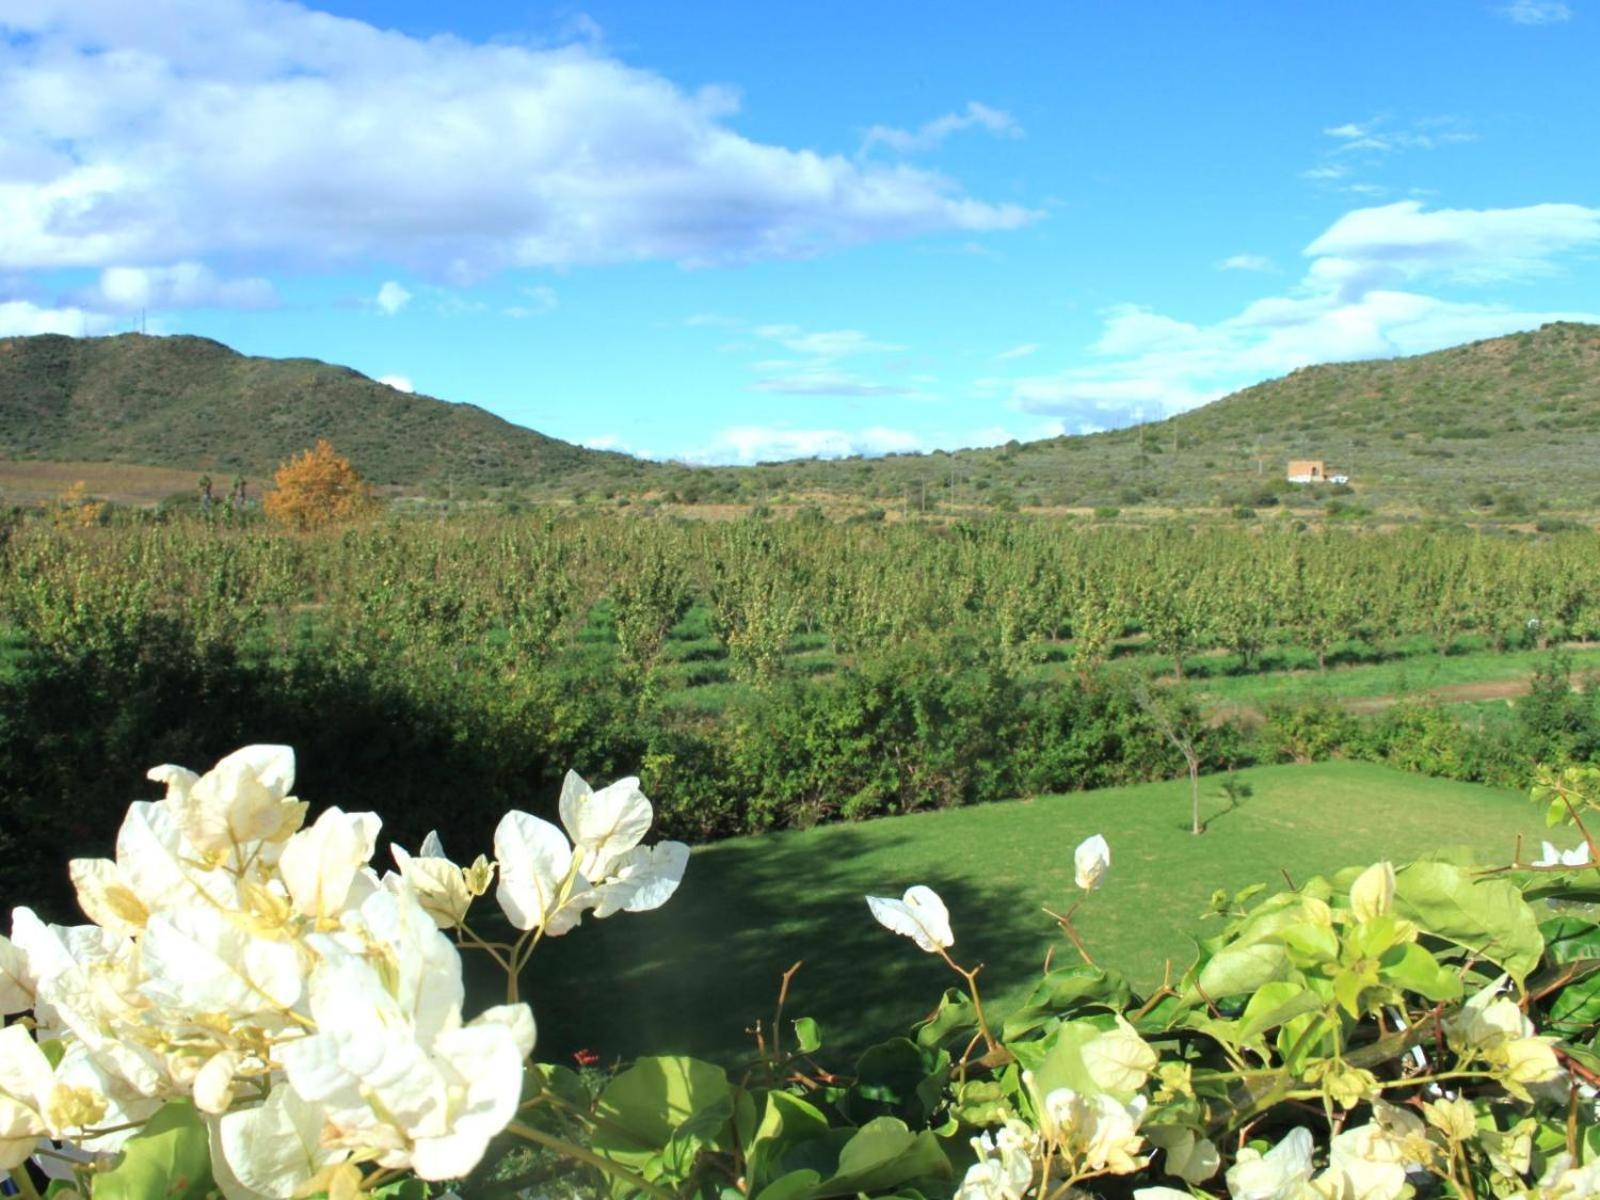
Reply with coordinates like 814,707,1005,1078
2,1,1597,463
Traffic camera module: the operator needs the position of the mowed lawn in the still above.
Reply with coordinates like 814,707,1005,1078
1195,644,1600,710
520,761,1563,1068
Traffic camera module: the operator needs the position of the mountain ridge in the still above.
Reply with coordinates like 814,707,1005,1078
0,332,651,495
3,322,1598,513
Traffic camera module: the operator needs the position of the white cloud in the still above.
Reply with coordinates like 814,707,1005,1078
374,281,412,316
1498,0,1572,22
0,3,1034,280
84,261,276,311
742,321,914,395
1303,117,1476,192
376,374,413,392
582,434,655,458
1003,200,1600,431
0,300,114,337
750,373,914,397
995,342,1039,361
504,284,557,318
861,101,1023,155
754,324,902,357
1320,116,1477,157
1218,253,1276,272
700,424,923,464
1305,200,1600,292
684,312,740,328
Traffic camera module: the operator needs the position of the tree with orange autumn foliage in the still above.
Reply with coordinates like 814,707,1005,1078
263,439,377,531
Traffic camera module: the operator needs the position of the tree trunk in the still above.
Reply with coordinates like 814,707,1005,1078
1189,754,1202,835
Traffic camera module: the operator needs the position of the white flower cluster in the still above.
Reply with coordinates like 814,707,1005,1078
0,746,688,1196
956,1026,1159,1199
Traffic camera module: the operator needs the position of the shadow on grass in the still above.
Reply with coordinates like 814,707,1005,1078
514,826,1057,1069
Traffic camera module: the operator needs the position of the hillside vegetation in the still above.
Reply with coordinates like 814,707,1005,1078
755,321,1600,515
1,322,1598,516
0,332,652,494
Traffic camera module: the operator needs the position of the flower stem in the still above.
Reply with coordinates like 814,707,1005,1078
506,1121,676,1200
9,1167,41,1200
939,949,999,1055
1041,903,1097,967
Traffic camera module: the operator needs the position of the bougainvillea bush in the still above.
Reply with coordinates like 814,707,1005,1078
1,750,1598,1198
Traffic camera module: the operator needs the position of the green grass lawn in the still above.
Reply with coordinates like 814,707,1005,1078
1195,644,1600,709
519,761,1565,1069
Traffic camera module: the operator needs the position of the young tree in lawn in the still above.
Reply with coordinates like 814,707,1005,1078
1131,674,1206,835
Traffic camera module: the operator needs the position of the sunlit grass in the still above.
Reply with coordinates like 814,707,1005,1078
521,761,1559,1067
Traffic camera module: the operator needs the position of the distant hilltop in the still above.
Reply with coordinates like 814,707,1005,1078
0,332,652,495
1,322,1598,514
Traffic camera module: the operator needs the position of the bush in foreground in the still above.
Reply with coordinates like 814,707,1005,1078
1,751,1597,1198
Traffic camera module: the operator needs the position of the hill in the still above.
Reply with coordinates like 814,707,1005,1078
0,332,653,496
715,321,1600,518
2,323,1598,516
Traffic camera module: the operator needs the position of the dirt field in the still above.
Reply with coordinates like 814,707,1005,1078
0,460,201,506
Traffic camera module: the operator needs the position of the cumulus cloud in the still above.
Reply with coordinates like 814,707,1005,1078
1305,200,1600,292
1002,200,1600,431
1218,253,1275,272
374,281,412,316
0,1,1034,282
860,101,1023,155
83,262,276,312
700,425,923,464
0,300,115,337
1498,0,1572,22
376,374,413,392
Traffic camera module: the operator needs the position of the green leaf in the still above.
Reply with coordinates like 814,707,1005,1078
370,1181,430,1199
93,1100,213,1200
792,1017,822,1055
810,1117,951,1199
525,1062,590,1111
1541,915,1600,965
1379,942,1463,1002
1237,981,1323,1042
1000,966,1131,1041
1396,862,1544,982
747,1092,832,1193
914,987,976,1048
755,1169,823,1200
951,1078,1014,1127
1332,967,1368,1018
1016,1020,1103,1102
1277,922,1338,964
592,1055,734,1173
850,1038,932,1118
1548,967,1600,1037
1194,941,1292,1000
